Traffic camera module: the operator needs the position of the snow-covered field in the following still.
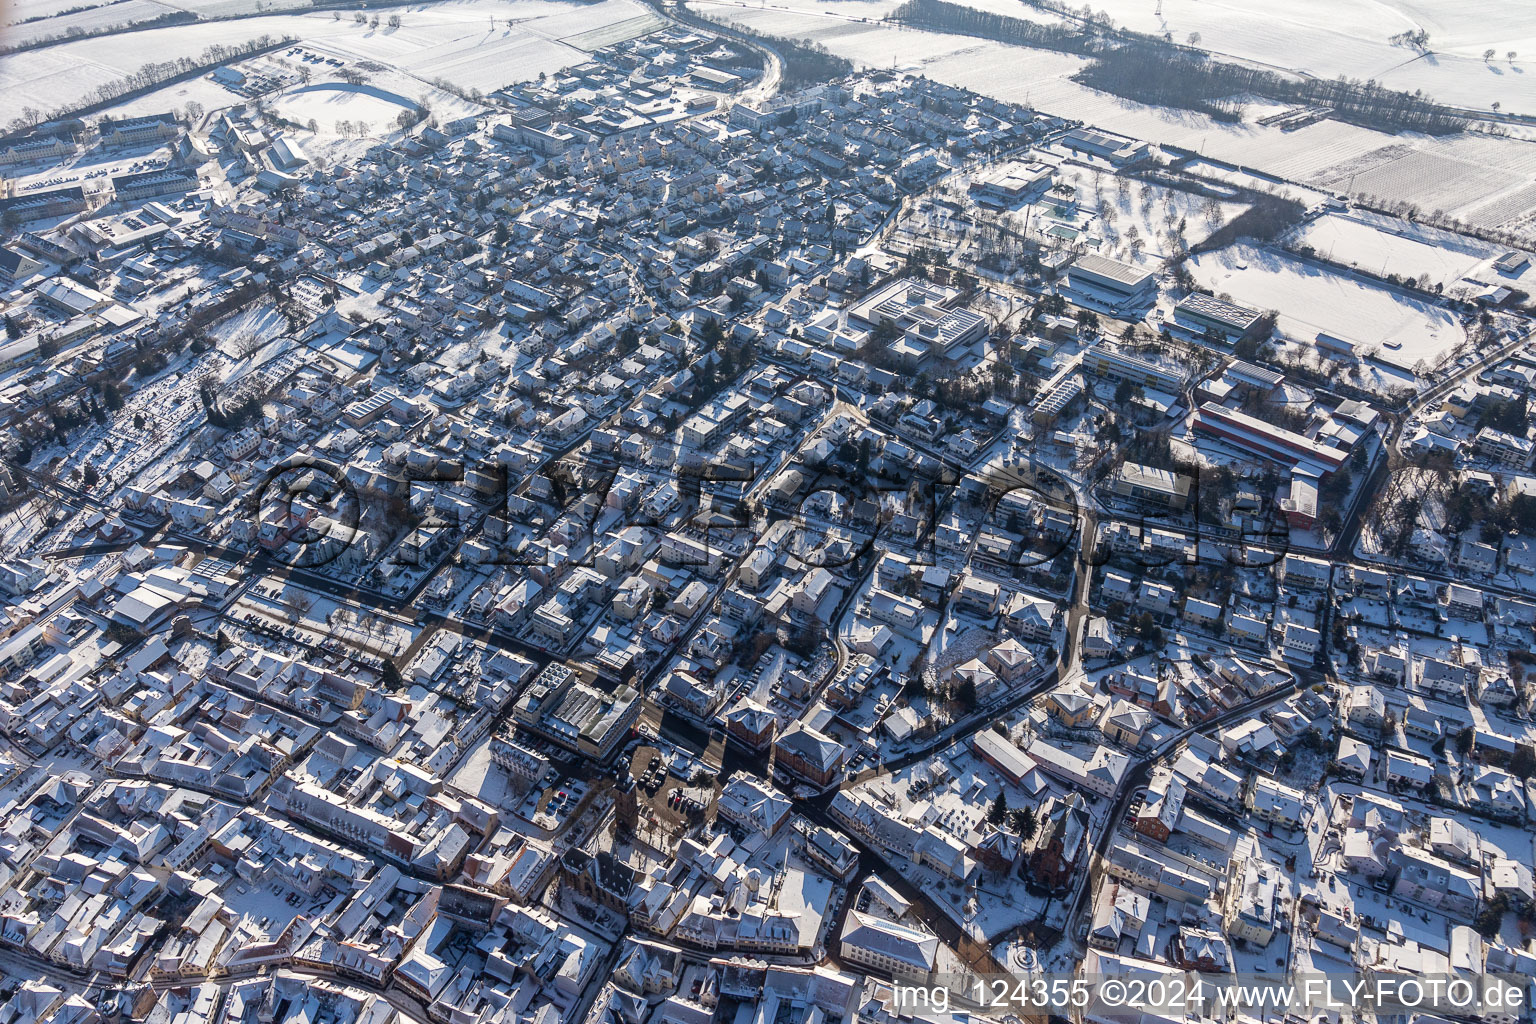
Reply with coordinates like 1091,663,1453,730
208,301,290,362
1189,243,1466,372
3,0,182,46
2,0,654,115
3,0,308,37
1290,210,1506,290
96,73,250,120
275,82,420,134
5,0,126,21
689,0,996,70
1056,0,1536,116
691,0,1536,238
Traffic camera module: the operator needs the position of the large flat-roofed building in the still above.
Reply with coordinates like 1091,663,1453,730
539,678,640,761
1174,293,1264,342
513,662,638,762
1062,127,1147,164
848,278,958,329
1193,402,1349,474
846,277,987,363
968,160,1054,206
1031,374,1084,426
1082,346,1185,393
902,306,988,360
1065,254,1156,312
1494,250,1530,274
1225,359,1285,393
1112,463,1192,510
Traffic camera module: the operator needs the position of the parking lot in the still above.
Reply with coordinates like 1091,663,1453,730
628,744,719,838
12,143,176,193
518,775,589,833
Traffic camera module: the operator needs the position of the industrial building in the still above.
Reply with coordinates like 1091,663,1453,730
1192,402,1350,475
1065,254,1157,312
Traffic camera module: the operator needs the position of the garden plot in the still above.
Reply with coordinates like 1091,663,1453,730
1466,182,1536,231
1189,244,1465,373
1316,147,1513,215
1291,210,1501,289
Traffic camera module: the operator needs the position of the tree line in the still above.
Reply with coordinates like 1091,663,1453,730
6,35,294,135
1075,38,1470,135
889,0,1470,135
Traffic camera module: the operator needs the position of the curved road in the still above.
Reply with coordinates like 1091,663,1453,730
640,0,785,108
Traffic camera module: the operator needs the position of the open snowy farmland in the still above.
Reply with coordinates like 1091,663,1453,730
684,0,1536,241
3,0,187,47
1059,0,1536,115
3,0,314,43
4,0,131,20
314,0,662,90
687,0,996,71
1189,243,1466,374
1,0,657,116
1290,210,1510,291
954,59,1536,237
